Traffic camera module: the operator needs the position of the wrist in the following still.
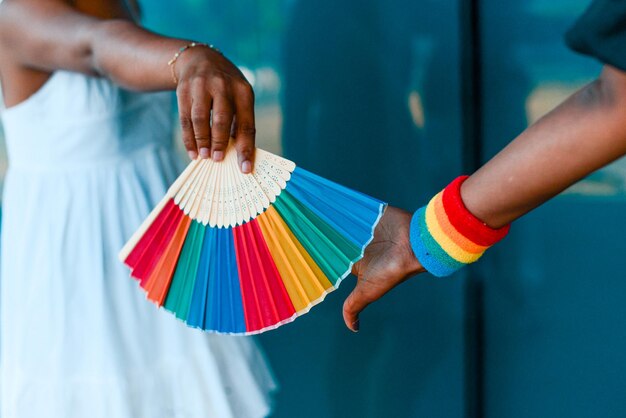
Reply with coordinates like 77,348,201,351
459,176,511,229
399,211,427,278
169,42,222,85
406,249,427,277
409,176,511,277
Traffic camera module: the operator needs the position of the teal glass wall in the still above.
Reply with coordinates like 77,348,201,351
141,1,467,417
479,1,626,417
1,0,623,417
265,2,467,417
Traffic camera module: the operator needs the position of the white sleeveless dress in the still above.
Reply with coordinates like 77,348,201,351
0,71,276,418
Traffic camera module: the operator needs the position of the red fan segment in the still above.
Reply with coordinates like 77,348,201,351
125,199,184,286
233,219,296,332
143,216,192,305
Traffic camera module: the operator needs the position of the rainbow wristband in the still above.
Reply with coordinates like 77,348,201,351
409,176,510,277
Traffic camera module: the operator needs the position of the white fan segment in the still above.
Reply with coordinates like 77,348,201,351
167,146,296,228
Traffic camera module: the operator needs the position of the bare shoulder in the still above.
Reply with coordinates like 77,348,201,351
0,0,98,71
0,0,76,107
0,0,74,58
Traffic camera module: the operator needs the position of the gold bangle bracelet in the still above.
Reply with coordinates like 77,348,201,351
167,42,222,85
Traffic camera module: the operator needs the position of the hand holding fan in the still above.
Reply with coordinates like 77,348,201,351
119,144,386,334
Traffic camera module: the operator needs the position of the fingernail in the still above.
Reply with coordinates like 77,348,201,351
199,147,210,159
188,150,198,160
242,160,252,174
213,150,224,161
352,319,360,333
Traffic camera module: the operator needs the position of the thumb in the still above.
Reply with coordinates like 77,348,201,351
342,283,372,333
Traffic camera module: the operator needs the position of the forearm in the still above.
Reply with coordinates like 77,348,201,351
462,66,626,228
89,19,192,90
0,0,197,91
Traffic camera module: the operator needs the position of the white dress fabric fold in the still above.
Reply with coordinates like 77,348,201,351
0,71,276,418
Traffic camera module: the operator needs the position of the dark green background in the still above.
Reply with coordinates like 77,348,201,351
2,0,624,417
138,0,626,417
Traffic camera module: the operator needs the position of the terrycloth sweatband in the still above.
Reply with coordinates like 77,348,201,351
409,176,510,277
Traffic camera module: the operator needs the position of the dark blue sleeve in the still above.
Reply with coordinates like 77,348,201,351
565,0,626,71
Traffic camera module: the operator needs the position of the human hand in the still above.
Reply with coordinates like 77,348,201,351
343,206,426,332
174,46,255,173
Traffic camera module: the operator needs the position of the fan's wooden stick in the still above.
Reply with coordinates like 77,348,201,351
118,159,202,261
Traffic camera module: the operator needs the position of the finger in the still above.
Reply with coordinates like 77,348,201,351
342,283,373,332
230,116,238,138
233,81,256,173
210,94,234,162
190,77,212,159
176,82,198,160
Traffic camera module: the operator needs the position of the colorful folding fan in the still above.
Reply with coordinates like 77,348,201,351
119,145,386,334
